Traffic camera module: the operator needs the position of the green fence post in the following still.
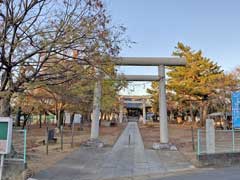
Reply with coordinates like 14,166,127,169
232,128,235,152
197,129,201,155
23,129,27,168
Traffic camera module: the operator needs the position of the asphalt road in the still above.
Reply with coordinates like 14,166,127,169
157,167,240,180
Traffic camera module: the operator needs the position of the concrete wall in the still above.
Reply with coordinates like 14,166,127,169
3,160,26,179
197,152,240,167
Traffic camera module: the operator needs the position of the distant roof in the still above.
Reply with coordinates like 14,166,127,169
120,95,152,108
124,103,142,108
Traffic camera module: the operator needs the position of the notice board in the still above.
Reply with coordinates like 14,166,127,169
0,118,12,154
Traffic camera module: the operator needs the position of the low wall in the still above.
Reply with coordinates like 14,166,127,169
3,160,26,180
197,152,240,167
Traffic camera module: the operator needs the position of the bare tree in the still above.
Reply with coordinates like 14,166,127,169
0,0,124,116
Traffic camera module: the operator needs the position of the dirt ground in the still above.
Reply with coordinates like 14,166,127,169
139,122,199,165
22,122,126,176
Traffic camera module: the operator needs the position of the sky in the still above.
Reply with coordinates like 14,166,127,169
105,0,240,95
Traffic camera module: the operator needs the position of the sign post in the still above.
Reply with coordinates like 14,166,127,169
232,92,240,129
0,117,13,180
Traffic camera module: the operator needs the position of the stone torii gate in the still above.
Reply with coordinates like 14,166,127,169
91,57,186,144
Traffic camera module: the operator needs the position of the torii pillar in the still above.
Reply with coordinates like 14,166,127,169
158,65,168,143
90,69,101,139
142,99,146,124
119,98,124,123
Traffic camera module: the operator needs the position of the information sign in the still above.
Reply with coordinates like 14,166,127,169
232,92,240,128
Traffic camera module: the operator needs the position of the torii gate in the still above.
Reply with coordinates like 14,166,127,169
91,57,186,144
119,96,149,124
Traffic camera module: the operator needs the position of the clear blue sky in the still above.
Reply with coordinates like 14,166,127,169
105,0,240,95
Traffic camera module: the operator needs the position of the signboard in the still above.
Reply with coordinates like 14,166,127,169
0,117,12,154
232,92,240,129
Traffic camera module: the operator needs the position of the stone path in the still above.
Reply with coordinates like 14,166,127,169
34,122,194,180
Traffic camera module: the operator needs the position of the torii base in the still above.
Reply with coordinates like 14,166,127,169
152,143,178,151
81,138,104,148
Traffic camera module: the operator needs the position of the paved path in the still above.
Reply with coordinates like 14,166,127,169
34,122,193,180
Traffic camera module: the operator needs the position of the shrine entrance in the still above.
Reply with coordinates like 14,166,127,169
127,108,141,118
91,57,186,144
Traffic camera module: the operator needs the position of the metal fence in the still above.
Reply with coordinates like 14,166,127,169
5,129,27,167
197,129,240,155
44,124,85,155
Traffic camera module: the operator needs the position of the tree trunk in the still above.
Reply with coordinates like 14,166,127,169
57,109,64,128
44,112,47,125
202,103,208,126
87,112,91,122
55,105,59,126
190,102,194,123
70,112,75,126
22,114,30,129
39,114,42,128
0,95,11,117
200,101,208,127
200,103,203,127
16,107,22,126
57,109,60,127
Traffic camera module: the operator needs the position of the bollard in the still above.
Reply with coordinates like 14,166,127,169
191,126,195,151
71,123,74,148
128,134,130,145
232,128,235,152
23,129,27,168
60,125,63,151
